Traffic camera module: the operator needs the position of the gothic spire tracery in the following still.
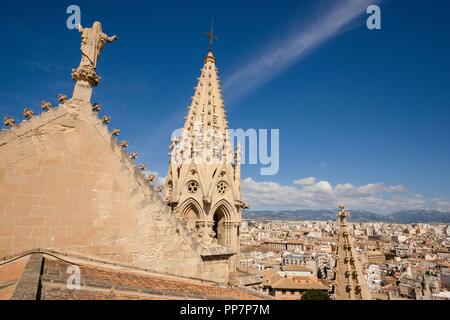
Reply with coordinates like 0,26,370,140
333,204,372,300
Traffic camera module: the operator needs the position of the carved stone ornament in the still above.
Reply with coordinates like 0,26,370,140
120,140,129,149
3,116,15,127
72,67,101,87
102,115,111,124
41,101,52,111
92,103,101,112
23,108,34,119
58,94,68,103
129,152,138,160
195,221,218,247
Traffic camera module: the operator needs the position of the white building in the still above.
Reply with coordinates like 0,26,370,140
367,264,382,292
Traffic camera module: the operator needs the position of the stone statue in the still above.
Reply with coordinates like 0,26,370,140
195,222,218,247
76,22,118,70
71,21,118,102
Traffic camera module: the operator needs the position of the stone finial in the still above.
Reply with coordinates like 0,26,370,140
3,116,16,127
41,101,52,111
23,108,34,119
92,103,101,112
112,129,120,136
129,152,138,160
102,116,111,124
58,94,68,104
120,140,129,148
146,174,156,182
138,163,147,171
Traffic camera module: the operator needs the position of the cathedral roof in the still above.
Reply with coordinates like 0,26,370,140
0,251,267,300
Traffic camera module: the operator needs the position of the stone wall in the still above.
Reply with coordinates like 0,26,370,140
0,102,229,283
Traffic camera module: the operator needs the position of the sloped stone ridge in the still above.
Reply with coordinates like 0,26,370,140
0,102,229,282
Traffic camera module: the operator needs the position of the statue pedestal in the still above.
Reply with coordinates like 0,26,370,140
73,79,93,102
71,67,101,103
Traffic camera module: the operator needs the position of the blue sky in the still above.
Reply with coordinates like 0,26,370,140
1,0,449,213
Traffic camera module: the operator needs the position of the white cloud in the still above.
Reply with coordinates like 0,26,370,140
303,180,334,194
242,176,448,214
293,177,317,186
350,183,385,196
335,183,354,191
223,0,382,100
386,185,409,193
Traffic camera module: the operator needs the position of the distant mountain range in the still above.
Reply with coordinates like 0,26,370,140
243,209,450,224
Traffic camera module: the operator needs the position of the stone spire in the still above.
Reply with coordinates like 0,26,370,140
164,33,245,270
179,21,228,153
179,50,231,162
333,205,372,300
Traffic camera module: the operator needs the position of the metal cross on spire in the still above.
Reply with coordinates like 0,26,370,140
206,18,218,52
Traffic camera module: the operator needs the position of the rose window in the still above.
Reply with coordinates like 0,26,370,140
187,181,199,194
217,182,228,195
